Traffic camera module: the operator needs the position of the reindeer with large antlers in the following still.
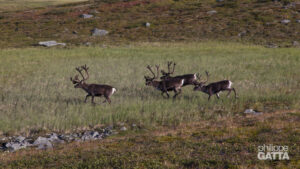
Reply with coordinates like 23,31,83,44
160,61,200,86
193,71,237,100
144,65,185,99
70,65,116,104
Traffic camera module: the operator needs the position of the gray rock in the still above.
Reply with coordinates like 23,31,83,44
281,19,290,24
38,41,66,47
15,136,25,142
91,28,108,36
207,10,217,15
81,131,94,141
266,43,278,48
5,142,24,152
244,109,262,115
132,124,137,127
293,41,300,47
33,137,53,150
120,126,127,131
297,20,300,23
145,22,151,27
85,42,92,46
80,14,93,19
47,133,65,144
238,31,247,37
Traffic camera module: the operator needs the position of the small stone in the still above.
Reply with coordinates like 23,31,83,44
292,41,299,47
15,136,25,142
145,22,151,27
38,41,66,47
132,124,137,127
238,31,247,37
120,126,127,131
33,137,53,150
266,43,278,48
91,28,108,36
85,42,92,46
92,131,101,139
297,20,300,23
244,109,262,115
47,133,64,144
5,142,23,152
80,14,93,19
281,19,290,24
244,109,255,114
207,10,217,15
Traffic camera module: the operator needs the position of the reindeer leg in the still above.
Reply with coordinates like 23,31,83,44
208,95,211,101
232,88,237,99
104,96,111,104
91,95,95,104
216,93,220,99
165,91,170,99
173,88,182,99
84,94,91,103
173,89,178,99
226,89,232,98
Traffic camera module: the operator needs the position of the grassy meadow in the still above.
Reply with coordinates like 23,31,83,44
0,42,299,135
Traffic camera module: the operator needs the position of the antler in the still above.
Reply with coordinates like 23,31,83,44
81,64,89,81
70,75,80,84
194,71,209,85
161,61,175,76
171,62,176,74
203,71,209,83
74,65,89,82
155,65,160,79
146,65,156,79
167,61,172,74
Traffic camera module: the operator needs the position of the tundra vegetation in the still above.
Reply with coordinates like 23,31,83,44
0,42,299,168
0,0,299,168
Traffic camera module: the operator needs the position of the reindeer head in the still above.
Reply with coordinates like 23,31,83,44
193,71,209,91
70,65,89,88
144,65,160,86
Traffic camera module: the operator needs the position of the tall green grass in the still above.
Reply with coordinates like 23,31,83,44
0,42,299,133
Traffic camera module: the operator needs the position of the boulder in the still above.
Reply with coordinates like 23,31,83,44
33,137,53,150
207,10,217,15
120,126,127,131
244,109,262,115
281,19,290,24
80,14,93,19
91,28,108,36
38,41,66,47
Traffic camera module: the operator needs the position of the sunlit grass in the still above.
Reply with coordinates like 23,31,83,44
0,42,299,133
0,0,87,12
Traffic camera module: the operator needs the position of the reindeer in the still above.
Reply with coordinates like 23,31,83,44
193,71,237,100
160,61,200,86
70,65,116,104
144,65,185,99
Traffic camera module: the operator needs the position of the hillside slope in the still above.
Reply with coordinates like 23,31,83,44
0,0,299,48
